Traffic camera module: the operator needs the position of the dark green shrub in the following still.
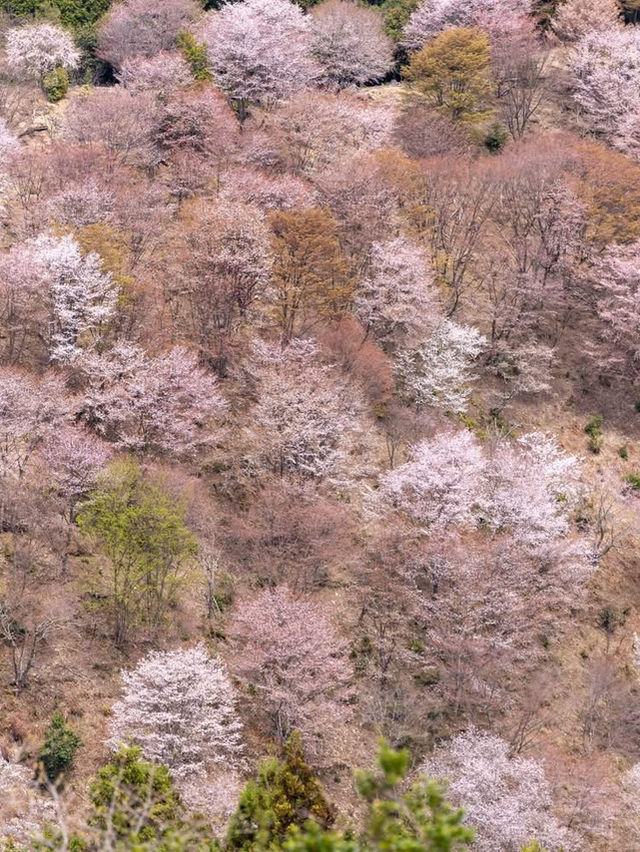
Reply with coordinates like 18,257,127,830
484,121,509,152
619,444,629,460
624,472,640,490
39,712,82,783
42,67,69,102
584,415,604,453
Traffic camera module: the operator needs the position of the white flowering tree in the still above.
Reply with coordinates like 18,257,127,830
376,430,486,532
31,234,119,364
0,755,55,845
76,344,226,457
203,0,318,120
355,237,440,348
249,339,364,479
396,320,486,413
424,730,573,851
310,0,393,91
109,645,244,779
571,28,640,155
6,23,79,80
377,429,581,547
402,0,530,51
553,0,621,42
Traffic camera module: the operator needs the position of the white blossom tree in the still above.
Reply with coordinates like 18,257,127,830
376,430,486,532
424,729,573,851
483,432,582,548
203,0,318,120
571,28,640,155
553,0,621,42
76,344,227,457
249,338,364,479
310,0,393,91
402,0,530,51
396,320,486,413
0,755,55,845
30,234,119,364
6,23,79,79
229,586,351,747
109,644,244,779
355,237,441,349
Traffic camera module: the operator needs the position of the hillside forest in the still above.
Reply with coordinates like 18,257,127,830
2,0,640,849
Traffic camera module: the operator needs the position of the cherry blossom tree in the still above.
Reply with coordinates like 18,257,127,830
257,91,394,177
6,23,79,79
203,0,318,120
376,430,486,532
571,28,640,156
108,645,244,779
117,52,192,94
310,0,393,91
31,233,119,364
228,586,351,746
402,0,530,51
396,320,486,413
98,0,201,69
376,429,581,547
590,239,640,378
553,0,621,41
248,339,365,479
0,755,55,844
424,729,573,851
219,166,316,211
75,344,226,457
483,432,582,548
355,237,440,349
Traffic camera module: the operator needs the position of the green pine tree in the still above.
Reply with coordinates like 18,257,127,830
38,712,82,785
227,732,333,851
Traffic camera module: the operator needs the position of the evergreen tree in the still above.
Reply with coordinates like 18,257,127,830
38,712,82,785
227,732,333,851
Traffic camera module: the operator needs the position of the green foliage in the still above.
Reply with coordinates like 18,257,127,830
483,121,509,153
381,0,418,42
584,415,603,454
403,27,493,123
1,0,111,27
530,0,560,31
42,66,69,101
77,460,197,646
287,742,474,852
619,444,629,460
88,747,216,850
38,712,82,784
177,30,212,81
520,841,549,852
227,731,333,851
624,472,640,491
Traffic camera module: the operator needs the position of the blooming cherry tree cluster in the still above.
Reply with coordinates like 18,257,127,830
402,0,530,51
250,339,365,479
31,234,119,364
109,645,244,781
310,0,393,91
553,0,621,42
76,344,226,457
396,320,486,413
229,586,351,746
355,237,440,348
6,23,79,79
203,0,318,119
377,429,581,546
571,28,640,155
424,730,573,851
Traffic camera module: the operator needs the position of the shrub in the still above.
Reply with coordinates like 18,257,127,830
585,415,604,454
176,30,212,81
624,472,640,491
227,731,333,851
38,712,82,784
484,121,509,153
42,67,70,102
